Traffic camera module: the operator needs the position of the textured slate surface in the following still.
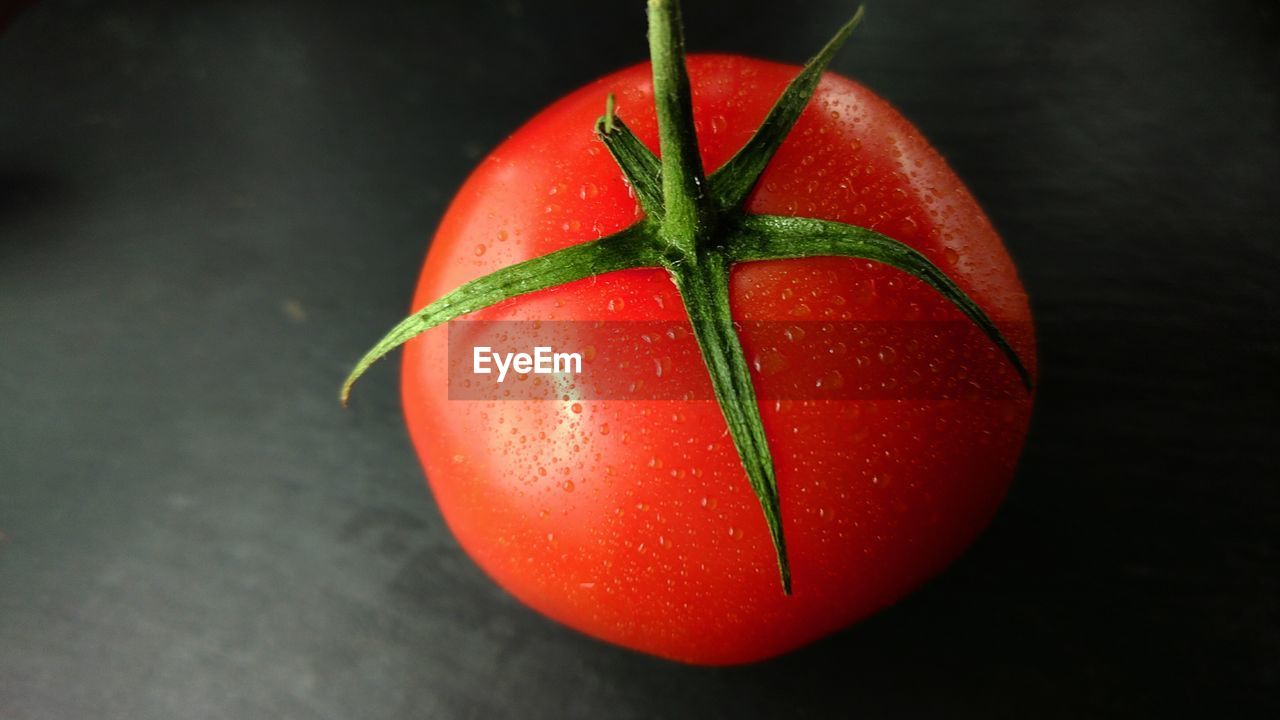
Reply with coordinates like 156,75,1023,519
0,0,1276,717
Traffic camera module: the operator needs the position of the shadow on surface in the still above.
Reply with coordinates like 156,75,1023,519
0,167,69,231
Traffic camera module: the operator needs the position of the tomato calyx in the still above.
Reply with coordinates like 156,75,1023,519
343,0,1031,595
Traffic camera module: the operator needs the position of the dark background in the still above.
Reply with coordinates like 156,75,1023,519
1,0,1276,717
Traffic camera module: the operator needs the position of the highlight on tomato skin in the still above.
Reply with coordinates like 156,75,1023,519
395,53,1034,665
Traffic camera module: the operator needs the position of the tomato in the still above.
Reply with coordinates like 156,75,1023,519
394,51,1035,665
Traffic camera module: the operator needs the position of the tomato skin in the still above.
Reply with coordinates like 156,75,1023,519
401,55,1035,664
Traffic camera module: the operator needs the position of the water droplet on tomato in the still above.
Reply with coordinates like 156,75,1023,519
752,347,788,375
654,356,672,378
898,216,918,236
816,370,844,390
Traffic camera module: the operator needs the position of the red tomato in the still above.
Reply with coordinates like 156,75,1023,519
401,55,1035,664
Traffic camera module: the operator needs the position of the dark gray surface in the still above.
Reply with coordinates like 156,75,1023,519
1,0,1277,717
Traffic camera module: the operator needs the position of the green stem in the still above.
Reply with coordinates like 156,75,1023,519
729,214,1033,391
595,98,664,218
711,4,865,210
669,253,791,594
341,224,661,405
647,0,709,252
